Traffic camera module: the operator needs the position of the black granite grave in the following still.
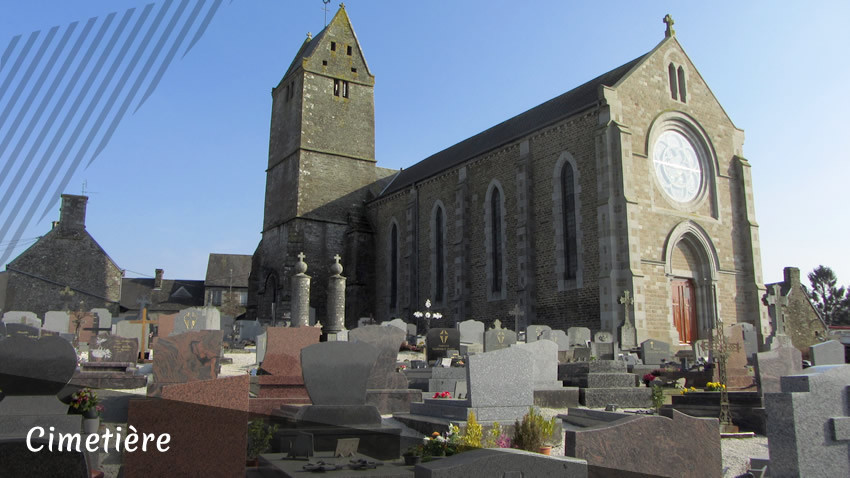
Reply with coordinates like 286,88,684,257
425,328,460,362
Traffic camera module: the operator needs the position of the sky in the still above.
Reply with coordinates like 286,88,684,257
0,1,848,288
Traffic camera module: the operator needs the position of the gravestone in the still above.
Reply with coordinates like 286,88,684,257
238,319,263,342
484,328,517,352
0,335,89,477
542,329,570,351
301,341,378,406
740,322,758,363
88,335,139,363
148,330,224,396
567,327,591,347
415,448,587,477
406,323,417,341
563,409,721,478
592,340,619,361
526,325,552,343
260,327,321,376
275,341,401,460
115,320,144,344
255,331,268,363
90,308,113,331
464,346,535,414
719,324,755,389
155,313,177,339
426,328,460,362
640,339,671,365
384,318,407,333
171,307,221,335
513,340,561,389
125,375,249,478
809,340,845,365
694,339,711,359
5,323,40,338
1,311,40,328
458,320,485,344
765,364,850,477
753,343,802,395
348,325,407,389
572,347,591,361
593,331,614,343
42,311,70,334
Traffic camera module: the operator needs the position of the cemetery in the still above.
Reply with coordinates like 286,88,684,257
0,251,847,477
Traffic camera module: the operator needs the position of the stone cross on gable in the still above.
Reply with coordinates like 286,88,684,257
60,285,75,311
508,304,524,334
663,14,675,37
765,284,789,336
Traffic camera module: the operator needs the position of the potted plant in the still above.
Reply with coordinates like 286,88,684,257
512,407,556,454
402,445,423,465
69,388,103,434
246,419,278,466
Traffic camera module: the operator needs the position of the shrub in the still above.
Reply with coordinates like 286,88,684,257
651,384,664,413
512,407,555,451
461,411,483,449
247,420,279,460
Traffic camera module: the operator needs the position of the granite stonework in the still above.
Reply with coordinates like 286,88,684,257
512,340,560,388
88,335,139,363
171,306,221,335
406,346,535,423
272,341,402,460
740,322,759,363
559,360,650,408
640,339,670,365
567,327,591,347
764,364,850,477
717,324,756,389
5,323,39,338
483,328,516,352
155,313,177,339
564,409,721,478
425,328,460,362
1,311,40,328
591,341,619,360
809,339,845,365
526,324,552,342
667,391,766,434
428,366,466,394
542,328,570,351
0,335,85,476
252,327,321,415
124,375,249,478
349,325,422,413
414,448,588,477
457,320,485,344
43,311,70,334
148,330,223,396
256,330,268,363
754,344,802,395
238,319,263,342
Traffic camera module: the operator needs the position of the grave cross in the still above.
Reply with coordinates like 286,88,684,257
83,310,111,336
129,296,157,361
765,284,789,336
711,319,740,433
71,300,86,348
508,303,524,335
619,290,634,325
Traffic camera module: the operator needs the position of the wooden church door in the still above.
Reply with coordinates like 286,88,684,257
672,279,697,344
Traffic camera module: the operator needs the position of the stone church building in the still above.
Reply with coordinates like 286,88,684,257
249,7,768,349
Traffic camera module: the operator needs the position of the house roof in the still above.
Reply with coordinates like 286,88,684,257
377,53,646,198
120,277,205,312
205,253,252,288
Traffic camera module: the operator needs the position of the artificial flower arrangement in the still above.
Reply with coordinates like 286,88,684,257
432,391,452,399
680,386,699,395
69,387,104,418
642,372,657,386
705,381,726,391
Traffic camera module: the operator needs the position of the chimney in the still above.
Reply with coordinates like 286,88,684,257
784,267,801,287
58,194,88,231
154,269,164,290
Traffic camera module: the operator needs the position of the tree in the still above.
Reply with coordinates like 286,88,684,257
806,265,850,325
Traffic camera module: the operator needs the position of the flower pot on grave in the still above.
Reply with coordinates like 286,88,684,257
538,446,552,455
83,417,100,435
83,408,98,419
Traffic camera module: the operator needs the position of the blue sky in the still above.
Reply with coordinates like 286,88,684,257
1,1,848,289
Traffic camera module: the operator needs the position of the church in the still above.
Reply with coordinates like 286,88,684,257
248,7,768,350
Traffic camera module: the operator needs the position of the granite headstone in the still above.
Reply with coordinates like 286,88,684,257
640,339,671,365
809,340,845,365
526,325,552,343
484,328,517,352
348,325,407,389
458,320,485,344
567,327,591,347
171,307,221,335
88,335,139,363
301,341,379,406
426,328,460,362
149,330,223,396
1,311,40,328
542,329,570,351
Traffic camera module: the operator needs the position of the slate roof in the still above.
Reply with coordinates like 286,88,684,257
205,253,252,288
378,54,646,198
119,277,205,313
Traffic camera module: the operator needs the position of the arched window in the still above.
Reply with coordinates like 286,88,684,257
561,163,577,280
668,63,678,100
677,66,687,103
390,223,398,310
491,187,503,294
433,204,446,303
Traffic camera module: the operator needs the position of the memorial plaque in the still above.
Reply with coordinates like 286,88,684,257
426,328,460,362
334,438,359,457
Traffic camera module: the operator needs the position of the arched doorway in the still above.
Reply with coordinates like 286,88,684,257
664,221,719,345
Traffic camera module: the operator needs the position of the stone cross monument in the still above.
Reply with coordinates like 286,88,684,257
765,283,791,349
618,290,637,349
291,252,311,327
325,254,346,339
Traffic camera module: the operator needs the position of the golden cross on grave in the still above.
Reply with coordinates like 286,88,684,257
129,296,156,361
497,330,506,344
439,329,449,344
663,14,675,37
183,310,199,330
